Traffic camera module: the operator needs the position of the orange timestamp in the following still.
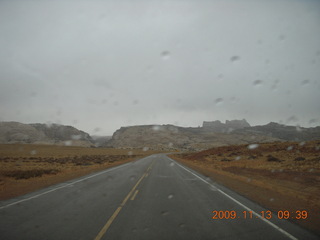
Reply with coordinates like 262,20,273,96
212,210,308,220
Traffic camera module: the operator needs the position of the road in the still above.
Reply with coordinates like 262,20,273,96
0,154,318,240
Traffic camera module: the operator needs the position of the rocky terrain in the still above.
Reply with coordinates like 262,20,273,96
235,122,320,141
107,120,320,151
107,124,280,151
0,122,94,147
202,119,250,132
1,120,320,150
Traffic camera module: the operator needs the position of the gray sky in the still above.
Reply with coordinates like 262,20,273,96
1,0,320,135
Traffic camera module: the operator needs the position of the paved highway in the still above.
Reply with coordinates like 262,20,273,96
0,154,318,239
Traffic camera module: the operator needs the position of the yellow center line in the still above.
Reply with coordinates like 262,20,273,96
130,190,139,201
94,160,155,240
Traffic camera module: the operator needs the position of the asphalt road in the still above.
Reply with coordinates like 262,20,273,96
0,154,318,240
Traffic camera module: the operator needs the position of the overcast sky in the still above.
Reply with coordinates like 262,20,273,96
1,0,320,135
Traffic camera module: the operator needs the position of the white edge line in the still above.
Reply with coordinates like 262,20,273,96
172,159,298,240
0,163,130,210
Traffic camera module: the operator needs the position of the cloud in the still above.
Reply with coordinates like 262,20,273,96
1,0,320,135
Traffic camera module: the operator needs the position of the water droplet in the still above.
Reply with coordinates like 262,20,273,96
246,178,251,183
235,156,241,161
132,99,139,105
161,51,170,60
217,74,224,80
270,198,274,202
308,168,314,172
278,34,285,41
168,194,173,199
309,119,318,124
128,151,133,156
130,176,136,181
215,98,223,106
152,125,161,131
92,128,101,134
45,122,53,128
30,150,37,155
253,80,263,87
230,56,240,62
296,126,302,132
143,147,149,152
179,223,185,228
169,162,175,167
299,141,305,146
64,140,72,146
161,210,169,216
248,144,259,150
287,146,293,151
301,79,310,86
71,134,81,140
286,115,298,123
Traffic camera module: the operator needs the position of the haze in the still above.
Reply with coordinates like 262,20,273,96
0,0,319,135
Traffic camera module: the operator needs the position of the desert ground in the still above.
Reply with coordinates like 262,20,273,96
0,144,160,200
171,140,320,235
1,142,319,235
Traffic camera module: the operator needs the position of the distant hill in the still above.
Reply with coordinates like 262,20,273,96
107,120,320,151
107,123,281,151
234,122,320,142
1,120,319,150
0,122,94,147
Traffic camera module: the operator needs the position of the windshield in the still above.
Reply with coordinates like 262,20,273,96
0,0,319,239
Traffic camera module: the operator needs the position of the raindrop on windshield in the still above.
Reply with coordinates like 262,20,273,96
161,210,169,216
278,34,286,41
130,176,136,181
286,115,298,124
230,56,240,62
71,134,81,140
169,162,175,167
301,79,310,86
168,194,174,199
30,150,37,155
143,147,149,152
247,144,259,150
217,74,224,81
152,125,161,131
64,140,72,146
287,146,293,151
215,98,223,106
132,99,139,105
253,80,263,87
161,51,170,60
309,119,318,125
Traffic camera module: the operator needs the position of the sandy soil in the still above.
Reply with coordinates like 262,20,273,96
171,141,320,235
0,144,160,200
